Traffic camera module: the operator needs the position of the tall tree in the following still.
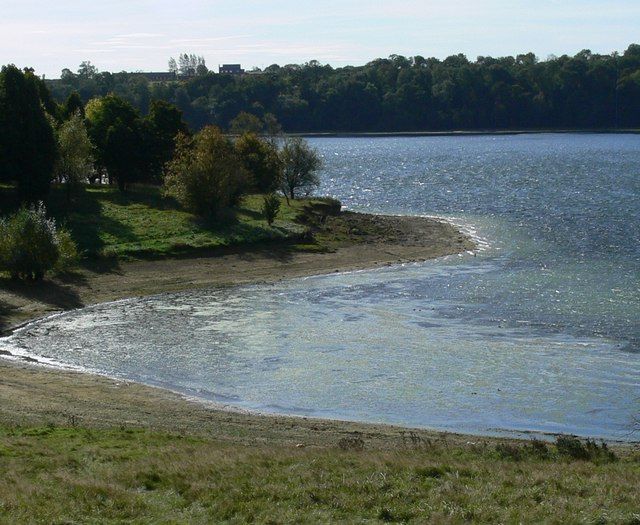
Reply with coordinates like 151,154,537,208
279,137,322,201
229,111,264,135
0,65,56,203
163,127,251,217
144,100,188,182
168,57,178,75
61,92,85,120
84,94,145,190
77,61,97,79
235,133,282,192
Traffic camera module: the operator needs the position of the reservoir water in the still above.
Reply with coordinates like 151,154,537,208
2,133,639,440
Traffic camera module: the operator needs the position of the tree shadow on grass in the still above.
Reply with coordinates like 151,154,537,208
233,205,264,222
49,186,141,259
193,212,303,264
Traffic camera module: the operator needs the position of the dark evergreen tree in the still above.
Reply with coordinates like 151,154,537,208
144,100,188,182
62,92,85,120
0,65,56,203
84,94,145,190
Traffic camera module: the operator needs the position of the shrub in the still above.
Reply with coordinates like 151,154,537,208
337,434,365,451
555,436,617,462
163,127,252,218
496,443,524,461
54,228,80,273
314,196,342,216
262,193,281,226
528,439,550,459
414,465,451,479
0,203,78,280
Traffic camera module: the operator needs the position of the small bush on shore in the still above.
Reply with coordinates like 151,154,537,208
555,436,617,462
0,203,78,280
262,193,281,225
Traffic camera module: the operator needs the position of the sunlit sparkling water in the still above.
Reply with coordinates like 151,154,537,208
1,134,639,440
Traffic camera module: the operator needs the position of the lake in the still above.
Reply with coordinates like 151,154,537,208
2,133,639,440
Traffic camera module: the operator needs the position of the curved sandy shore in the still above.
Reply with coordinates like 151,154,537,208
0,212,475,333
0,212,490,447
1,211,638,449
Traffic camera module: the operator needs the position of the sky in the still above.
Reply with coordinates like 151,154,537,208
2,0,639,78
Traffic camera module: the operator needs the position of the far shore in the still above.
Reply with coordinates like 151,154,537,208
296,128,640,138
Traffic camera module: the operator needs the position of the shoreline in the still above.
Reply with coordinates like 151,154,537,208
0,211,475,334
0,211,508,448
297,128,640,138
1,211,635,447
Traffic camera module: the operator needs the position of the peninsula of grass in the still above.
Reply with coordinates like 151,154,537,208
0,183,336,264
36,184,324,260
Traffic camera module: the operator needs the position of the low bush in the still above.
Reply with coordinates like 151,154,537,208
555,436,617,462
414,465,451,479
313,196,342,216
0,203,78,280
54,227,80,273
495,440,551,461
262,193,281,225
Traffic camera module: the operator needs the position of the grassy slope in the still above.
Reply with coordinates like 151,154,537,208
0,426,638,523
59,186,314,260
1,184,314,261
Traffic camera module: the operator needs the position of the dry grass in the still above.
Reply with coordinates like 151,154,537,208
0,426,638,524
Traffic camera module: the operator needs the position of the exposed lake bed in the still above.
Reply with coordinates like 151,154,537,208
1,133,639,442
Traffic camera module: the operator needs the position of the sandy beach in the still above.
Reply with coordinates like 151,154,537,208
0,212,485,447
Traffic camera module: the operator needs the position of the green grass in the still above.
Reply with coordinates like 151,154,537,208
0,426,638,524
2,184,316,260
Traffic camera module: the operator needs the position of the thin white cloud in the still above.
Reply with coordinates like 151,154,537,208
169,35,253,45
114,33,165,38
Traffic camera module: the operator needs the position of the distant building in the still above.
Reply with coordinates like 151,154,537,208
130,71,177,82
219,64,245,75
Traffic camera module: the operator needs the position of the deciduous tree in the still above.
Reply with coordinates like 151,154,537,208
234,132,282,192
279,137,322,201
163,127,251,217
54,112,94,202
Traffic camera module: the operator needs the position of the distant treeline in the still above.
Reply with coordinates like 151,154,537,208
47,45,640,132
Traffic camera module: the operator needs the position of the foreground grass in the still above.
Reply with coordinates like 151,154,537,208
0,426,638,524
1,184,318,260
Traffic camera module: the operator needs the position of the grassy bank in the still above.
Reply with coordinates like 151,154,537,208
7,184,320,260
0,425,638,523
